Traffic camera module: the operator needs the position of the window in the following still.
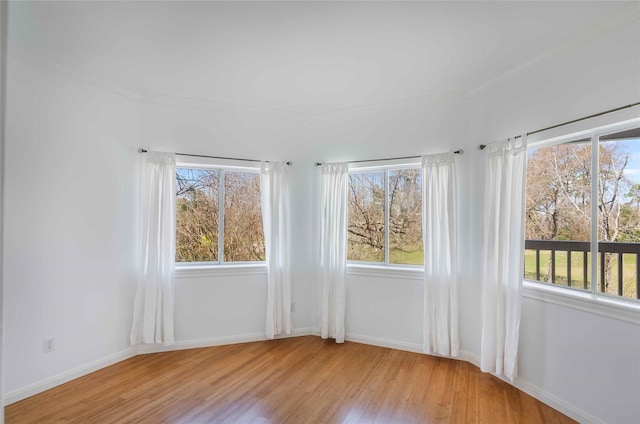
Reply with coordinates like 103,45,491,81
176,166,265,264
524,124,640,301
347,166,423,266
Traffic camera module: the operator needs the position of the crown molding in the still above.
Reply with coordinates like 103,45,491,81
8,48,468,119
9,50,142,101
138,92,315,120
310,89,469,119
10,51,311,119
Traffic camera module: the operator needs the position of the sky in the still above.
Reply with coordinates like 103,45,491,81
621,138,640,184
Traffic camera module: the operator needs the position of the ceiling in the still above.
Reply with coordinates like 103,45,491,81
7,1,638,115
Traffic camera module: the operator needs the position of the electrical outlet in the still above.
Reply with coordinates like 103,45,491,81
291,302,296,313
44,337,55,353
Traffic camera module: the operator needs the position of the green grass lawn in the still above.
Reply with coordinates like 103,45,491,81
389,248,424,265
524,250,638,298
348,243,424,265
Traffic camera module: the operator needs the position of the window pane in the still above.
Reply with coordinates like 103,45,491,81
348,172,385,262
597,129,640,299
176,168,219,262
524,141,591,290
389,169,423,265
223,171,265,262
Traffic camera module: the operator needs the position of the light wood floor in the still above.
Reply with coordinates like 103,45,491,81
6,336,574,423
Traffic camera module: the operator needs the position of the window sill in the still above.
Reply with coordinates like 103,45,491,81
346,264,423,280
522,281,640,325
175,263,267,279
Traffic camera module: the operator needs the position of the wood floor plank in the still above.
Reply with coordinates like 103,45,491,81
449,359,471,424
5,336,575,424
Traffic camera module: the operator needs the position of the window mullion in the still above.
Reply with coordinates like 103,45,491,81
384,170,390,265
590,135,599,294
219,169,225,265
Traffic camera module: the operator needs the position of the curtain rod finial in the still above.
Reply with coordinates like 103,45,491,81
478,144,487,151
315,162,323,167
453,149,464,155
138,148,147,153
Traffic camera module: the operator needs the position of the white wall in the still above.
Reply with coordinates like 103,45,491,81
344,272,423,348
467,22,640,424
173,271,269,341
519,298,640,423
3,58,140,396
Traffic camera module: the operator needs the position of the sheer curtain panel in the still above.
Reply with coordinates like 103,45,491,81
422,153,459,357
480,136,527,382
130,152,176,346
261,162,292,339
320,163,348,343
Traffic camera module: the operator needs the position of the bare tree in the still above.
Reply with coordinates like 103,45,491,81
175,169,265,263
223,172,265,262
525,143,591,243
176,169,219,262
347,169,422,264
347,172,385,261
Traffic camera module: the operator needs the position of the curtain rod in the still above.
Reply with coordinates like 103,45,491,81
314,149,464,167
478,101,640,150
137,148,292,166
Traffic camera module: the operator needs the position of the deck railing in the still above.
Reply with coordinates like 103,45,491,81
524,239,640,299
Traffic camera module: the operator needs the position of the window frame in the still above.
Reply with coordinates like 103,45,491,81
524,117,640,306
346,160,424,269
175,156,266,269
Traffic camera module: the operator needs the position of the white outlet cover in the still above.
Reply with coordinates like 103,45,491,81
44,337,55,353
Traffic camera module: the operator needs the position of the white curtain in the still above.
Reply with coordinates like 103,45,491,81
319,163,348,343
480,136,527,382
422,153,459,357
130,152,176,346
261,161,292,339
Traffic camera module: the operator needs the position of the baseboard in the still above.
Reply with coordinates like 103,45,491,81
4,347,137,406
345,332,467,363
136,327,317,355
511,375,602,424
345,332,423,354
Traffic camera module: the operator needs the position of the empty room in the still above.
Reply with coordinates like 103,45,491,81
1,1,639,423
